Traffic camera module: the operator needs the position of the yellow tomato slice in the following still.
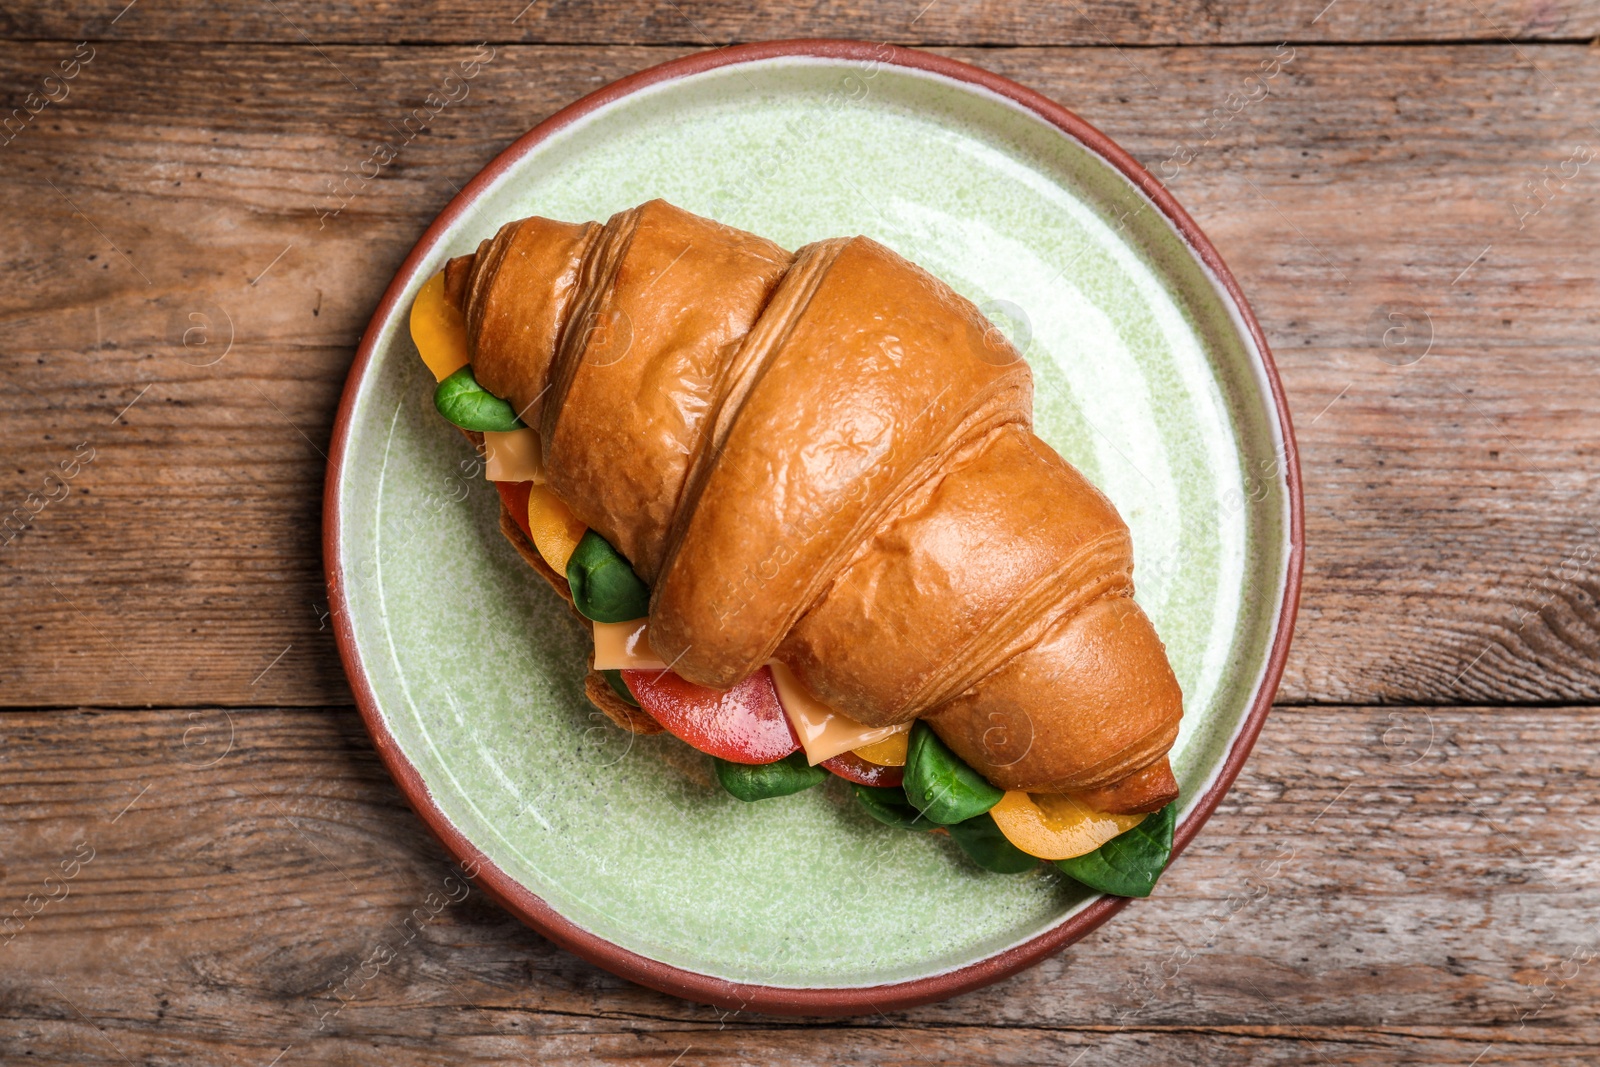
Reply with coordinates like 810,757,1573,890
852,730,909,767
410,272,469,382
526,484,586,574
989,791,1147,860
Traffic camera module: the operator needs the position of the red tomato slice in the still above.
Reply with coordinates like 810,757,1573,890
494,480,535,540
820,750,905,788
621,666,800,765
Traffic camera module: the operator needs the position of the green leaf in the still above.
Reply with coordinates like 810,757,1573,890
566,530,651,623
856,787,1037,873
853,784,928,830
714,752,828,802
601,669,638,707
946,812,1041,874
902,721,1003,825
433,365,526,432
1054,802,1177,898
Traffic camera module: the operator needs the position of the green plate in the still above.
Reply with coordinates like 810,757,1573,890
326,42,1301,1015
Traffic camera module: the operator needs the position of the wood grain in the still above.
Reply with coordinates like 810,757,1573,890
2,703,1596,1064
1,42,1596,709
0,0,1593,46
2,4,1596,1062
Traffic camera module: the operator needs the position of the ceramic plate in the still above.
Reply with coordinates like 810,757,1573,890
326,41,1302,1015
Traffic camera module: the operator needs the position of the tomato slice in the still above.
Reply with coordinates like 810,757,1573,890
494,480,535,540
622,666,800,764
820,750,905,787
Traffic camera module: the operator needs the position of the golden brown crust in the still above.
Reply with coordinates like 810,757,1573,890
541,201,794,582
923,595,1182,793
446,200,1183,804
451,216,601,429
775,424,1133,726
1073,758,1179,815
649,234,1033,688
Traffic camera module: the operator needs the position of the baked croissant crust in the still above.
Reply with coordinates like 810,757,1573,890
443,199,1183,814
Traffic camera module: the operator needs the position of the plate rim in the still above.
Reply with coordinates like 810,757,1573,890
323,38,1304,1017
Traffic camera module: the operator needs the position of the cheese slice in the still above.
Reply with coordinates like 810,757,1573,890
768,661,911,765
592,618,667,670
484,428,544,483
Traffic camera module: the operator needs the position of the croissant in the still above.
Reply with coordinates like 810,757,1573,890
434,199,1183,817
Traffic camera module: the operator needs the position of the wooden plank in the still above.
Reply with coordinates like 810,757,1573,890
2,703,1597,1063
0,43,1596,707
0,0,1592,46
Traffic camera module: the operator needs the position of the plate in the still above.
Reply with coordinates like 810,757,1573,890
325,41,1302,1015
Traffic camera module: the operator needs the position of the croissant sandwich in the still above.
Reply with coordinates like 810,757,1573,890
408,200,1185,895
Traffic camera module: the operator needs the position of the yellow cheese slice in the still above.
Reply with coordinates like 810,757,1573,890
484,429,544,483
768,661,911,765
592,618,667,671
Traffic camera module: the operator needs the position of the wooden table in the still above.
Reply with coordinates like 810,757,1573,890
3,2,1597,1063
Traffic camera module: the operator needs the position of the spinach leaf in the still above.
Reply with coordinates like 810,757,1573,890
853,784,928,830
714,752,827,802
856,786,1039,874
902,721,1003,825
1054,801,1177,898
433,365,526,432
946,812,1040,874
601,669,639,707
567,530,651,623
